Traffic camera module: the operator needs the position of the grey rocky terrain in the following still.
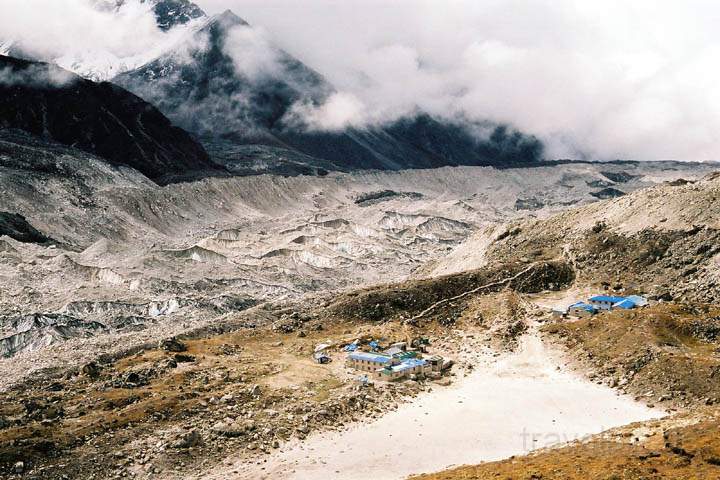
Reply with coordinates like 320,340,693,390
0,124,716,387
1,3,719,478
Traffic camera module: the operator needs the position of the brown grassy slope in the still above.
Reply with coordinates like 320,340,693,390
0,317,399,479
411,415,720,480
544,304,720,408
330,261,574,323
432,174,720,304
412,304,720,480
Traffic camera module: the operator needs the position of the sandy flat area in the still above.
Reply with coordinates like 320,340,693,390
201,333,663,480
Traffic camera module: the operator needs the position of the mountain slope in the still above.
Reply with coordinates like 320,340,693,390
425,170,720,303
115,11,331,142
0,55,224,185
145,0,205,30
115,9,543,172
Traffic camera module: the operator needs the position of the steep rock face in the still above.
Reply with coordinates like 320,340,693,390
0,55,224,184
116,11,331,141
116,10,543,172
148,0,206,30
0,212,50,244
277,117,544,171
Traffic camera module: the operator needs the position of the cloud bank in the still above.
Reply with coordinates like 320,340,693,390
197,0,720,161
0,0,200,81
2,0,719,160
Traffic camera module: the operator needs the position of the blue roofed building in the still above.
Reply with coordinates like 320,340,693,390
346,351,397,373
568,301,597,318
588,295,628,311
346,349,440,381
613,298,637,309
627,295,649,307
377,358,429,381
562,294,648,319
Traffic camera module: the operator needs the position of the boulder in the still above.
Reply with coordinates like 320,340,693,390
82,362,101,379
160,338,187,353
174,354,196,363
212,419,255,438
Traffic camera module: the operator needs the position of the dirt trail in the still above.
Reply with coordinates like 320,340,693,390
405,263,539,324
199,328,662,480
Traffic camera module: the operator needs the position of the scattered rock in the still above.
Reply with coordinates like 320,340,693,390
82,361,101,379
212,419,254,438
172,430,201,449
160,338,187,353
174,353,196,363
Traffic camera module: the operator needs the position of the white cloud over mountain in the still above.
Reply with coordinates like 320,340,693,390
199,0,720,161
3,0,719,160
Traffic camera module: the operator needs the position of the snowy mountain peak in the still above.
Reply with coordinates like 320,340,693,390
150,0,206,31
97,0,206,30
2,0,209,82
0,40,14,57
213,9,250,26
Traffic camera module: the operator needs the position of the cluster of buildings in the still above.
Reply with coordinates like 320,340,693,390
554,294,648,318
345,341,447,381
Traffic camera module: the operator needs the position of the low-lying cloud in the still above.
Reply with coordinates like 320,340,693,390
0,0,200,81
3,0,719,161
198,0,720,161
225,25,284,83
0,64,76,88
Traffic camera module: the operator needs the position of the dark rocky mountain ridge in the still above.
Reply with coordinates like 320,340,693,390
0,55,224,185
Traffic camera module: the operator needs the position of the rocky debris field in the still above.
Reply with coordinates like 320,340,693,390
429,172,720,305
1,135,719,480
2,149,708,365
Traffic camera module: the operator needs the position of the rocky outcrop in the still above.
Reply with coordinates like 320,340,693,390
0,212,50,243
0,314,106,358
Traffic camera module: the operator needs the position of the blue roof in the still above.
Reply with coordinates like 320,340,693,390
349,352,393,364
589,295,627,304
614,299,636,309
386,358,427,373
627,295,648,306
569,302,596,312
